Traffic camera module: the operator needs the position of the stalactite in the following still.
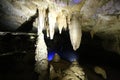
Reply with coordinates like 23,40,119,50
48,9,57,39
69,15,82,50
45,7,50,38
37,8,46,34
46,28,50,38
57,10,67,34
67,14,71,27
35,8,49,80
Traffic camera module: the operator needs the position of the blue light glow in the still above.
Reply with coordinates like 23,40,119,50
48,50,78,62
73,0,81,4
58,50,78,62
48,51,56,61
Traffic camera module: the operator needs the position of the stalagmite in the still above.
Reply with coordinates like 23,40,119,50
48,9,57,39
35,8,48,80
52,53,61,62
94,66,107,79
69,15,82,51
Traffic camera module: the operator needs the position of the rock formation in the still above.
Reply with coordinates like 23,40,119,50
0,0,120,53
0,0,120,80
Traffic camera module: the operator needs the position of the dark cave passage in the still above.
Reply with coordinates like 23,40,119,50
0,31,120,80
45,30,120,80
78,32,120,80
45,30,120,66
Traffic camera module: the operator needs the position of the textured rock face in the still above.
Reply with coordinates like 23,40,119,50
0,0,37,30
0,0,120,53
62,60,86,80
50,57,86,80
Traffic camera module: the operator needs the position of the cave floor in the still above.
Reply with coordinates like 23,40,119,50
0,34,120,80
0,52,120,80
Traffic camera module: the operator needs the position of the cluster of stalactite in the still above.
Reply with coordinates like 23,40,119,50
35,0,85,51
34,0,112,80
35,1,85,80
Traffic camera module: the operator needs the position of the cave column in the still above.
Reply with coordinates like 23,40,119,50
35,7,49,80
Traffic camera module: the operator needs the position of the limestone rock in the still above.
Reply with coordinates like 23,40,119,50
94,66,107,79
63,60,86,80
52,53,61,62
0,0,120,53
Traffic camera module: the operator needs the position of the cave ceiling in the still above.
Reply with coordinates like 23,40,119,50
0,0,120,54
